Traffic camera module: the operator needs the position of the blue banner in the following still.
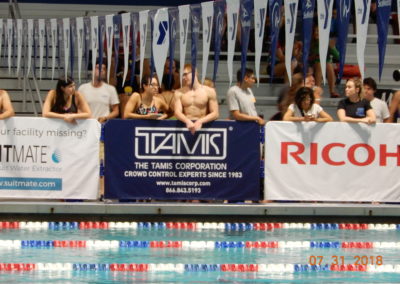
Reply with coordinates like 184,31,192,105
190,4,201,87
104,120,260,200
269,0,282,82
213,0,225,83
168,8,178,87
376,0,392,81
130,12,138,86
336,0,352,81
113,14,121,79
301,0,315,80
239,0,253,82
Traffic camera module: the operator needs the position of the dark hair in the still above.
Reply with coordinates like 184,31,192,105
363,77,377,91
162,73,175,91
52,77,75,113
140,74,158,91
237,68,254,82
294,87,315,112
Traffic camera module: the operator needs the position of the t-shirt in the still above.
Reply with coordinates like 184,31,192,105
78,82,119,119
226,85,258,119
288,103,324,118
370,98,390,123
337,98,372,118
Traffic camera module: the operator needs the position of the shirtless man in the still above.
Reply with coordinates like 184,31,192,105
0,90,15,119
174,64,219,134
389,90,400,122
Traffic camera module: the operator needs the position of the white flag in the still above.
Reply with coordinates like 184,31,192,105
254,0,268,87
7,19,13,74
284,0,298,86
139,10,149,85
62,18,70,80
226,0,240,85
152,8,170,87
16,19,23,77
316,0,333,84
105,14,114,84
354,0,370,80
0,20,3,62
38,19,45,80
26,19,34,77
121,13,131,86
90,16,99,82
50,18,57,80
178,5,190,87
76,17,84,83
201,1,214,83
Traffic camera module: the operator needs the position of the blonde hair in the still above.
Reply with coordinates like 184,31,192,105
347,78,364,99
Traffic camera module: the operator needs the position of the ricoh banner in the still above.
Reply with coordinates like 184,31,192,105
265,122,400,202
104,120,260,200
0,118,101,199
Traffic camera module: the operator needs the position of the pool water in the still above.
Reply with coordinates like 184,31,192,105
1,222,400,283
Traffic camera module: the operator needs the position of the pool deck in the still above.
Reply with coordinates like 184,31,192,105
1,201,400,222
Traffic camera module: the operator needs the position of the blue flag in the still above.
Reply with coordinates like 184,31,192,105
269,0,282,82
150,10,156,79
84,17,90,79
98,16,106,81
301,0,315,80
130,13,138,86
336,0,352,81
376,0,392,81
113,15,121,80
190,4,201,87
240,0,253,82
213,0,226,83
168,8,178,87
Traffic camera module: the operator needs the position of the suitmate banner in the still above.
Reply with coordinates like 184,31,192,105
104,120,260,200
0,117,100,199
265,122,400,202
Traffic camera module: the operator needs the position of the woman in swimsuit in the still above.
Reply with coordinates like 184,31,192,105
123,74,168,120
0,89,15,119
42,77,91,124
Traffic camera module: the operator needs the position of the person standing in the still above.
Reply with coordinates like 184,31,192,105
363,77,390,123
226,68,266,125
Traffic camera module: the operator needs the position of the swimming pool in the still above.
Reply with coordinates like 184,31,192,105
1,221,400,282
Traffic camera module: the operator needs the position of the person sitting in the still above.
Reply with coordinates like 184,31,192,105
42,77,91,123
337,78,376,124
388,90,400,123
363,77,390,123
123,74,168,120
304,74,323,104
0,89,15,119
155,73,176,118
283,87,333,122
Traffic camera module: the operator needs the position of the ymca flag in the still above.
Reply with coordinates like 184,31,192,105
50,18,57,79
16,19,22,77
90,16,99,82
201,1,214,83
178,5,190,87
168,8,178,87
213,0,226,83
254,0,268,86
62,18,70,80
97,16,106,82
190,4,201,87
76,17,84,82
336,0,352,81
284,0,298,86
26,19,34,77
121,12,131,86
139,10,149,84
227,0,240,85
0,20,3,60
38,19,45,80
240,0,253,83
316,0,333,85
113,14,121,82
376,0,392,81
354,0,371,80
7,19,13,74
130,12,139,86
105,14,114,84
301,0,315,81
152,8,170,87
269,0,282,82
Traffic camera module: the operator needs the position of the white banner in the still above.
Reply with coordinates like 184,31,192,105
76,17,84,83
90,16,99,82
105,14,114,84
7,19,13,74
152,8,170,87
0,118,101,199
355,0,370,80
201,1,214,83
226,0,240,85
265,122,400,202
62,18,70,80
139,10,149,85
26,19,34,77
316,0,333,85
38,19,45,80
179,5,190,87
121,12,131,86
16,19,23,77
284,0,298,86
254,0,268,87
50,19,57,80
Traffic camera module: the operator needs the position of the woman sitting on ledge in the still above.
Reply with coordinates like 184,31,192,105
337,78,376,124
123,75,168,120
283,87,333,122
0,89,15,119
42,77,91,124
